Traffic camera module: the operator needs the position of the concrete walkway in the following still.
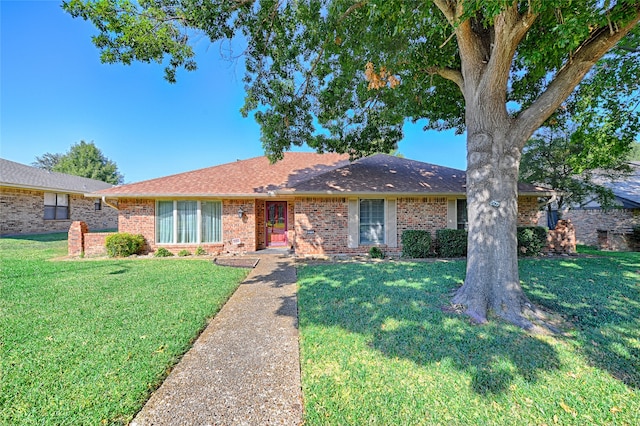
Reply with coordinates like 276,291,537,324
131,254,302,426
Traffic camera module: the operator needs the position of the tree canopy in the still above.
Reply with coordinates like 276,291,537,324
63,0,640,329
34,141,124,185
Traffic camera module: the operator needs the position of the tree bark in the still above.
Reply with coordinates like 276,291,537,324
452,92,534,328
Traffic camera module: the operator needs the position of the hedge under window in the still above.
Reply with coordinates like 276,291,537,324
156,200,222,244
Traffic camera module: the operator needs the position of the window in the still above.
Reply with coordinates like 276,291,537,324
156,200,222,244
457,199,468,230
359,199,385,244
44,193,69,220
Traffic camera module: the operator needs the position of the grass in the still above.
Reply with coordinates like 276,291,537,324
0,233,249,425
298,251,640,425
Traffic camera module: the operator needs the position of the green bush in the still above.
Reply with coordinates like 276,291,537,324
105,233,145,257
517,226,547,256
436,229,468,257
178,249,191,257
154,247,174,257
195,246,207,256
369,246,384,259
401,230,432,258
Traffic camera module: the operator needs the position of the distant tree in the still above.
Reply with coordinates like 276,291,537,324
521,75,639,212
34,141,124,185
630,142,640,161
32,153,63,171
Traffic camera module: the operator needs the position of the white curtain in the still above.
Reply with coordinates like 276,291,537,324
201,201,222,243
157,201,174,243
177,201,197,243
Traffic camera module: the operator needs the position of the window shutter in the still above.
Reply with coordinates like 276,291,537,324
348,198,358,249
385,198,397,247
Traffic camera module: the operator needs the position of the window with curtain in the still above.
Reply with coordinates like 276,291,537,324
44,193,69,220
177,201,197,243
156,200,222,244
359,199,385,244
156,201,174,243
201,201,222,243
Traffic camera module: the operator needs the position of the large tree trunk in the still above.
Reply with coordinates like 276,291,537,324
452,100,534,329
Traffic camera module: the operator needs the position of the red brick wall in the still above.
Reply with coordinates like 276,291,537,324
255,200,266,250
68,221,88,256
1,187,117,235
84,232,116,256
397,197,448,243
223,199,257,252
294,197,348,255
517,196,541,226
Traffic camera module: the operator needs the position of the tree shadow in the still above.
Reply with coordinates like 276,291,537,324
521,254,640,388
298,261,562,396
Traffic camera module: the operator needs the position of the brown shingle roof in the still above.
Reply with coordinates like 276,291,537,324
91,152,350,197
0,158,113,194
290,154,551,195
90,152,551,198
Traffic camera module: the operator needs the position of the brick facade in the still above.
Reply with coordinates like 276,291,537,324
76,194,545,257
1,187,118,236
517,196,540,226
559,208,639,246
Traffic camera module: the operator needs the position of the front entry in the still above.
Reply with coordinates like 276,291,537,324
266,201,288,247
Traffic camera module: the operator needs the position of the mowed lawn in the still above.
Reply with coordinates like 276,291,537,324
0,234,249,425
298,252,640,425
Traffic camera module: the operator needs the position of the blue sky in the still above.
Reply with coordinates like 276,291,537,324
1,0,467,184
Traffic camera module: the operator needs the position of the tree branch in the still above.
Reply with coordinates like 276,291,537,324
432,0,457,26
427,66,464,90
514,7,640,146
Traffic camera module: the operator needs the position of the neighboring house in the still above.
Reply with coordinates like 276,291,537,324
87,153,550,256
0,158,118,235
558,161,640,246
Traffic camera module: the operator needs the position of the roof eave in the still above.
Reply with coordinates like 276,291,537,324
2,182,103,195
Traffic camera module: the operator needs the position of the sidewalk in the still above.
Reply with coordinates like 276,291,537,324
131,254,302,426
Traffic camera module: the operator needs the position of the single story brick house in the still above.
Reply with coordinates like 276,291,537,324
86,153,549,256
0,158,118,235
556,161,640,246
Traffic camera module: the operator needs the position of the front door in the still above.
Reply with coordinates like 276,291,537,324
266,201,287,247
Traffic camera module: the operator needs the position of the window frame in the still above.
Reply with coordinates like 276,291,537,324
359,198,386,245
156,200,222,244
44,193,69,220
456,199,468,230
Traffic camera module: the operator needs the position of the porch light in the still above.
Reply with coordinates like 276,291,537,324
238,207,244,218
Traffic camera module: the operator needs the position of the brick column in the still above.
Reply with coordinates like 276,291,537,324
68,221,88,256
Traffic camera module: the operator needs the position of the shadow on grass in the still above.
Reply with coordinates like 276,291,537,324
299,261,561,396
0,232,69,242
521,253,640,388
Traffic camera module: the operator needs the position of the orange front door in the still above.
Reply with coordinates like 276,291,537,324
266,201,287,247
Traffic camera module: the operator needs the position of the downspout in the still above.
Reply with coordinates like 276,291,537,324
102,196,119,210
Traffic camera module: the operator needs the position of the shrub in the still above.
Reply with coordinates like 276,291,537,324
154,247,174,257
517,226,547,256
178,249,191,257
105,233,145,257
369,246,384,259
401,230,432,258
195,246,207,256
436,229,468,257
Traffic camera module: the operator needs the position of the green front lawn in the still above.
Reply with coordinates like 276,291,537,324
0,234,249,425
298,252,640,425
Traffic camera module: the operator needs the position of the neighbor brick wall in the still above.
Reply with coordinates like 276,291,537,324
1,187,118,236
560,208,639,246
